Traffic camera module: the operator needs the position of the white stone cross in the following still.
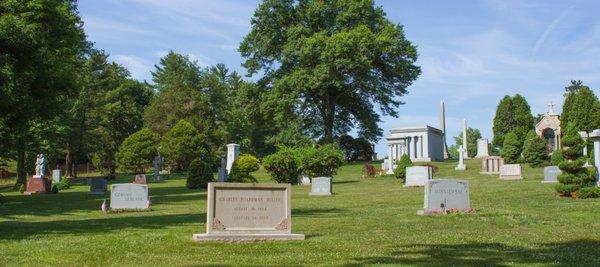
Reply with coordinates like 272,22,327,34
455,146,466,171
548,101,555,115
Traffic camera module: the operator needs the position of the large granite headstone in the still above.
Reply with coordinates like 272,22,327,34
89,179,108,195
110,183,148,209
309,177,332,196
405,166,432,187
542,166,562,183
52,169,61,183
500,164,523,180
419,179,470,215
193,183,305,241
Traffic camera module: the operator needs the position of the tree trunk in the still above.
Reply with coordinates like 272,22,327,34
65,143,74,178
322,93,335,143
16,136,27,185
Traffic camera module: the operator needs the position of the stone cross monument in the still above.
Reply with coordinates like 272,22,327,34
440,100,451,159
455,146,466,171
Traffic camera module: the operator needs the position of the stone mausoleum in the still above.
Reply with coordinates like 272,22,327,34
386,125,444,170
535,102,561,151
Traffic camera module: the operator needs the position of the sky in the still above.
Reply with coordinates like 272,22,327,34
79,0,600,157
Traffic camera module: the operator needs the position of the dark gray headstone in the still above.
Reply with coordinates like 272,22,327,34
543,166,561,183
89,179,108,195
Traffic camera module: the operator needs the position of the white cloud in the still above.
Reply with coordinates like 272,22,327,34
532,5,575,56
111,55,152,81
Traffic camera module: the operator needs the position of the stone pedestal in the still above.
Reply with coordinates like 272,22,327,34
25,177,51,194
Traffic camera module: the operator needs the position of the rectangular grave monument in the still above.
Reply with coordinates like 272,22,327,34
309,177,332,196
419,179,470,215
110,183,149,210
500,164,523,180
404,166,432,187
89,179,108,195
193,183,305,241
481,156,504,174
542,166,562,183
52,169,61,183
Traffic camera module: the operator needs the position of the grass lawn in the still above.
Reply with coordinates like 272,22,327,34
1,159,599,266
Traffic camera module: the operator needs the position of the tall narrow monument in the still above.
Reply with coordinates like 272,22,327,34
440,100,451,159
462,119,470,159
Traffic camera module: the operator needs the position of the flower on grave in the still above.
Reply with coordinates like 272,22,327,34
101,199,107,212
146,199,152,209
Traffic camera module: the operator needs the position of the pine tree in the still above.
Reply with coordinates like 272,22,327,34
561,81,600,132
555,123,595,196
492,95,533,149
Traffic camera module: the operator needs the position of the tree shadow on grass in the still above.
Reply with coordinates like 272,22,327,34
333,181,359,185
345,240,600,266
0,212,205,240
292,208,345,217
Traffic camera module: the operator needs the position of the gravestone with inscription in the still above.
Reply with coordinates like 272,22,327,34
110,183,149,209
52,169,61,183
89,179,108,195
404,166,433,187
499,164,523,180
418,179,470,215
193,183,305,241
542,166,562,183
309,177,332,196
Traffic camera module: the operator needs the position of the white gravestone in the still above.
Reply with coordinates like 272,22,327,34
475,139,489,158
193,183,304,241
542,166,562,184
52,169,61,183
110,184,149,209
309,177,332,196
455,146,466,171
226,144,240,174
419,179,470,215
405,166,433,187
499,164,523,180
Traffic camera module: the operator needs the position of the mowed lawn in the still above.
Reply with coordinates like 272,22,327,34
1,159,599,266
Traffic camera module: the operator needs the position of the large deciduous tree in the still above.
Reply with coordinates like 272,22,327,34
0,0,88,185
453,127,482,158
492,94,534,149
239,0,421,143
561,80,600,132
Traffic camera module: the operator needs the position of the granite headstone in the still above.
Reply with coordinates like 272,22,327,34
309,177,332,196
89,179,108,195
419,179,470,215
405,166,433,187
110,183,148,209
542,166,561,183
500,164,523,180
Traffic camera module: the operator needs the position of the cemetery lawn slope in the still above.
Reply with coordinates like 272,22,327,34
1,159,599,266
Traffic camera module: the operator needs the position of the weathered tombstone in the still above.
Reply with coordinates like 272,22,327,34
52,169,61,183
499,164,523,180
89,179,108,195
475,138,489,158
25,153,50,194
152,154,164,181
404,166,432,187
455,146,466,171
298,174,311,185
110,183,149,210
193,183,305,241
418,179,470,215
226,144,240,174
542,166,561,183
133,174,146,184
309,177,332,196
217,154,228,182
480,156,504,174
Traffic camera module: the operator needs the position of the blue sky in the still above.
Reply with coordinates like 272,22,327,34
79,0,600,157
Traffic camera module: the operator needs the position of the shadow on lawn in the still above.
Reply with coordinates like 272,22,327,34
292,208,345,217
0,184,205,218
346,240,600,266
0,212,204,240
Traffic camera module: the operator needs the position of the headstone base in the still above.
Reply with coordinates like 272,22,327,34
455,164,466,171
499,175,522,180
541,180,558,184
192,233,305,242
309,192,332,196
480,171,499,175
25,177,51,194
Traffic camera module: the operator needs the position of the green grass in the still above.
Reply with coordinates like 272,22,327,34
1,159,599,266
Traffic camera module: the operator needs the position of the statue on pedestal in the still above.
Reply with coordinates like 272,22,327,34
34,154,47,178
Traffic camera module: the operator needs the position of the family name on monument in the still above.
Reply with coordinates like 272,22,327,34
404,166,432,187
419,179,470,215
499,164,523,180
193,183,304,241
310,177,332,196
542,166,562,183
110,183,149,209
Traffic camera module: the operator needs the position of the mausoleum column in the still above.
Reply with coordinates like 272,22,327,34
422,134,429,159
406,137,411,159
387,144,393,173
414,136,420,158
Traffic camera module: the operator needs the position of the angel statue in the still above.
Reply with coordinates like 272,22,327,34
34,154,47,177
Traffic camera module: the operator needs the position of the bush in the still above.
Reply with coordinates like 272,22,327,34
362,164,376,178
501,132,521,164
19,184,26,194
262,147,302,184
186,159,213,189
0,194,5,205
577,187,600,199
116,128,159,174
522,131,549,168
393,154,413,181
299,144,345,178
229,154,260,183
555,123,596,197
55,178,71,190
51,184,59,194
160,119,207,173
550,149,565,166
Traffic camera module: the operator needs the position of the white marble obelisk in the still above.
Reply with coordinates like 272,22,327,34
462,119,469,159
440,100,451,159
